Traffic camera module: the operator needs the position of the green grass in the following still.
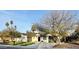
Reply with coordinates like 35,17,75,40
9,41,35,46
20,42,35,46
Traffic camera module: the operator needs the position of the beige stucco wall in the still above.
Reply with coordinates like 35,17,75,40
32,36,38,42
0,38,3,42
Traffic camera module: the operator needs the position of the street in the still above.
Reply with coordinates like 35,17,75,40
0,42,54,49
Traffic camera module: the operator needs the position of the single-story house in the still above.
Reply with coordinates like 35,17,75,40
26,30,52,43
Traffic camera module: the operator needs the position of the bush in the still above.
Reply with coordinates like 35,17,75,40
9,41,22,45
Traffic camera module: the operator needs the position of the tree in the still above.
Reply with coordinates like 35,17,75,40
74,22,79,39
14,25,17,30
37,11,77,44
35,24,49,34
31,24,37,32
2,20,21,44
9,20,13,41
10,20,13,26
1,29,21,44
5,22,9,29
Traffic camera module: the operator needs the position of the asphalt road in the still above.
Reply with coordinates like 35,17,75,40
0,42,53,49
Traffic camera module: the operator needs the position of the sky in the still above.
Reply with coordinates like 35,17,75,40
0,10,79,33
0,10,50,33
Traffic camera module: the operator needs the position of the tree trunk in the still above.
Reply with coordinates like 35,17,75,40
56,37,61,44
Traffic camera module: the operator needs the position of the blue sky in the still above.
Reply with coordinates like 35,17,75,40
0,10,79,33
0,10,50,33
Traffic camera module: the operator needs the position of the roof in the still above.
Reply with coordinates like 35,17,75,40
26,32,36,38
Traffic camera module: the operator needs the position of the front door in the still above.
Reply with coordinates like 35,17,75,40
38,37,40,41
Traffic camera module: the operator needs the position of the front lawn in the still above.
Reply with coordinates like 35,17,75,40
20,42,35,46
9,41,35,46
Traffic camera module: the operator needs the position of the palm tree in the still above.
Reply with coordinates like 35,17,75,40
10,20,13,25
10,20,13,29
5,22,9,29
9,20,14,42
14,25,17,30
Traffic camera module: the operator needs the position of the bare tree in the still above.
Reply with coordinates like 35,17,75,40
39,11,77,44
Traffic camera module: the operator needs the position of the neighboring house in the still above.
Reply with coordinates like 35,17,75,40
21,34,27,42
26,30,50,43
13,33,27,42
28,29,77,43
